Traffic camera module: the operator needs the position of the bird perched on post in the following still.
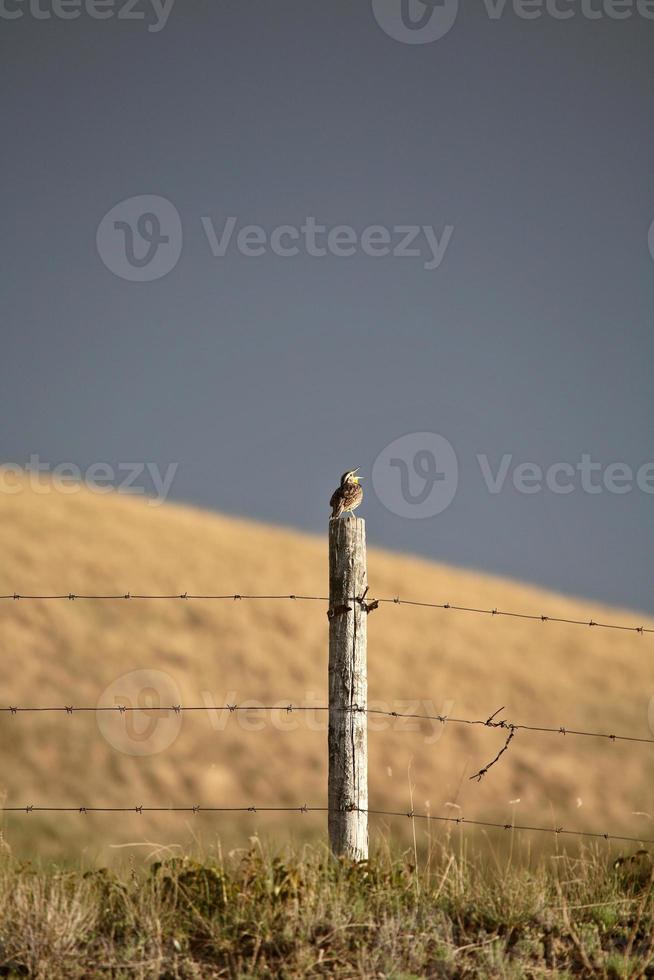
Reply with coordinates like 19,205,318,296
330,469,364,520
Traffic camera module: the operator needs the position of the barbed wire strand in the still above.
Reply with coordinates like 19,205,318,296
2,803,653,846
3,592,651,844
2,703,651,747
0,592,651,634
469,725,517,782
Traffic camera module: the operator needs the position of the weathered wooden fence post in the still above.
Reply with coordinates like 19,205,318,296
328,515,368,860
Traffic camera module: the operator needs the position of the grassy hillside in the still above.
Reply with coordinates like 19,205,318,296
0,475,653,860
1,843,654,977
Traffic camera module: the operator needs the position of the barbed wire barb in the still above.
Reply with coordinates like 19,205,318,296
469,727,516,782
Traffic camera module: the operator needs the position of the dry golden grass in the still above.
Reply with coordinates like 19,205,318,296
0,473,653,861
2,843,654,977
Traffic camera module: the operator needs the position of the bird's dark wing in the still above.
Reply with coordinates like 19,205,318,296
330,487,344,518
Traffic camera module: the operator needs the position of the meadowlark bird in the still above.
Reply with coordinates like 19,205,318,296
329,469,364,520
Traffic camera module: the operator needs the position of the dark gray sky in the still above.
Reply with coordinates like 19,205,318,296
1,0,653,612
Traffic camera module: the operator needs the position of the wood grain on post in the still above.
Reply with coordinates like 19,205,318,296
328,515,368,861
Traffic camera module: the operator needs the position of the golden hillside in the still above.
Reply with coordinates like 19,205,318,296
1,476,653,860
